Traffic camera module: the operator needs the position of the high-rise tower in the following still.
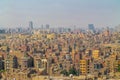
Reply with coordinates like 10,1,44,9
88,24,95,33
29,21,33,30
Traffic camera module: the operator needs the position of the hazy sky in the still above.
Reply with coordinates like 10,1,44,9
0,0,120,28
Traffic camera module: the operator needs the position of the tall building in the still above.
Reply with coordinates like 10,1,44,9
79,59,87,75
46,24,50,29
88,24,95,33
92,50,99,59
29,21,33,30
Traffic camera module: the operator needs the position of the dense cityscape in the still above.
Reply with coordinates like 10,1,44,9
0,22,120,80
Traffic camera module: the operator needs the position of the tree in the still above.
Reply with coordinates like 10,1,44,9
60,69,69,76
68,67,78,76
118,64,120,72
60,68,79,76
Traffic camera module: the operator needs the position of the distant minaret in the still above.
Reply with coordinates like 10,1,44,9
29,21,33,30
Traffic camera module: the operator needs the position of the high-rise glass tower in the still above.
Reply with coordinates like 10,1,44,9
88,24,95,33
88,24,94,30
29,21,33,30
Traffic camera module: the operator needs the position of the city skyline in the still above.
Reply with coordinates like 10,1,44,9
0,0,120,28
